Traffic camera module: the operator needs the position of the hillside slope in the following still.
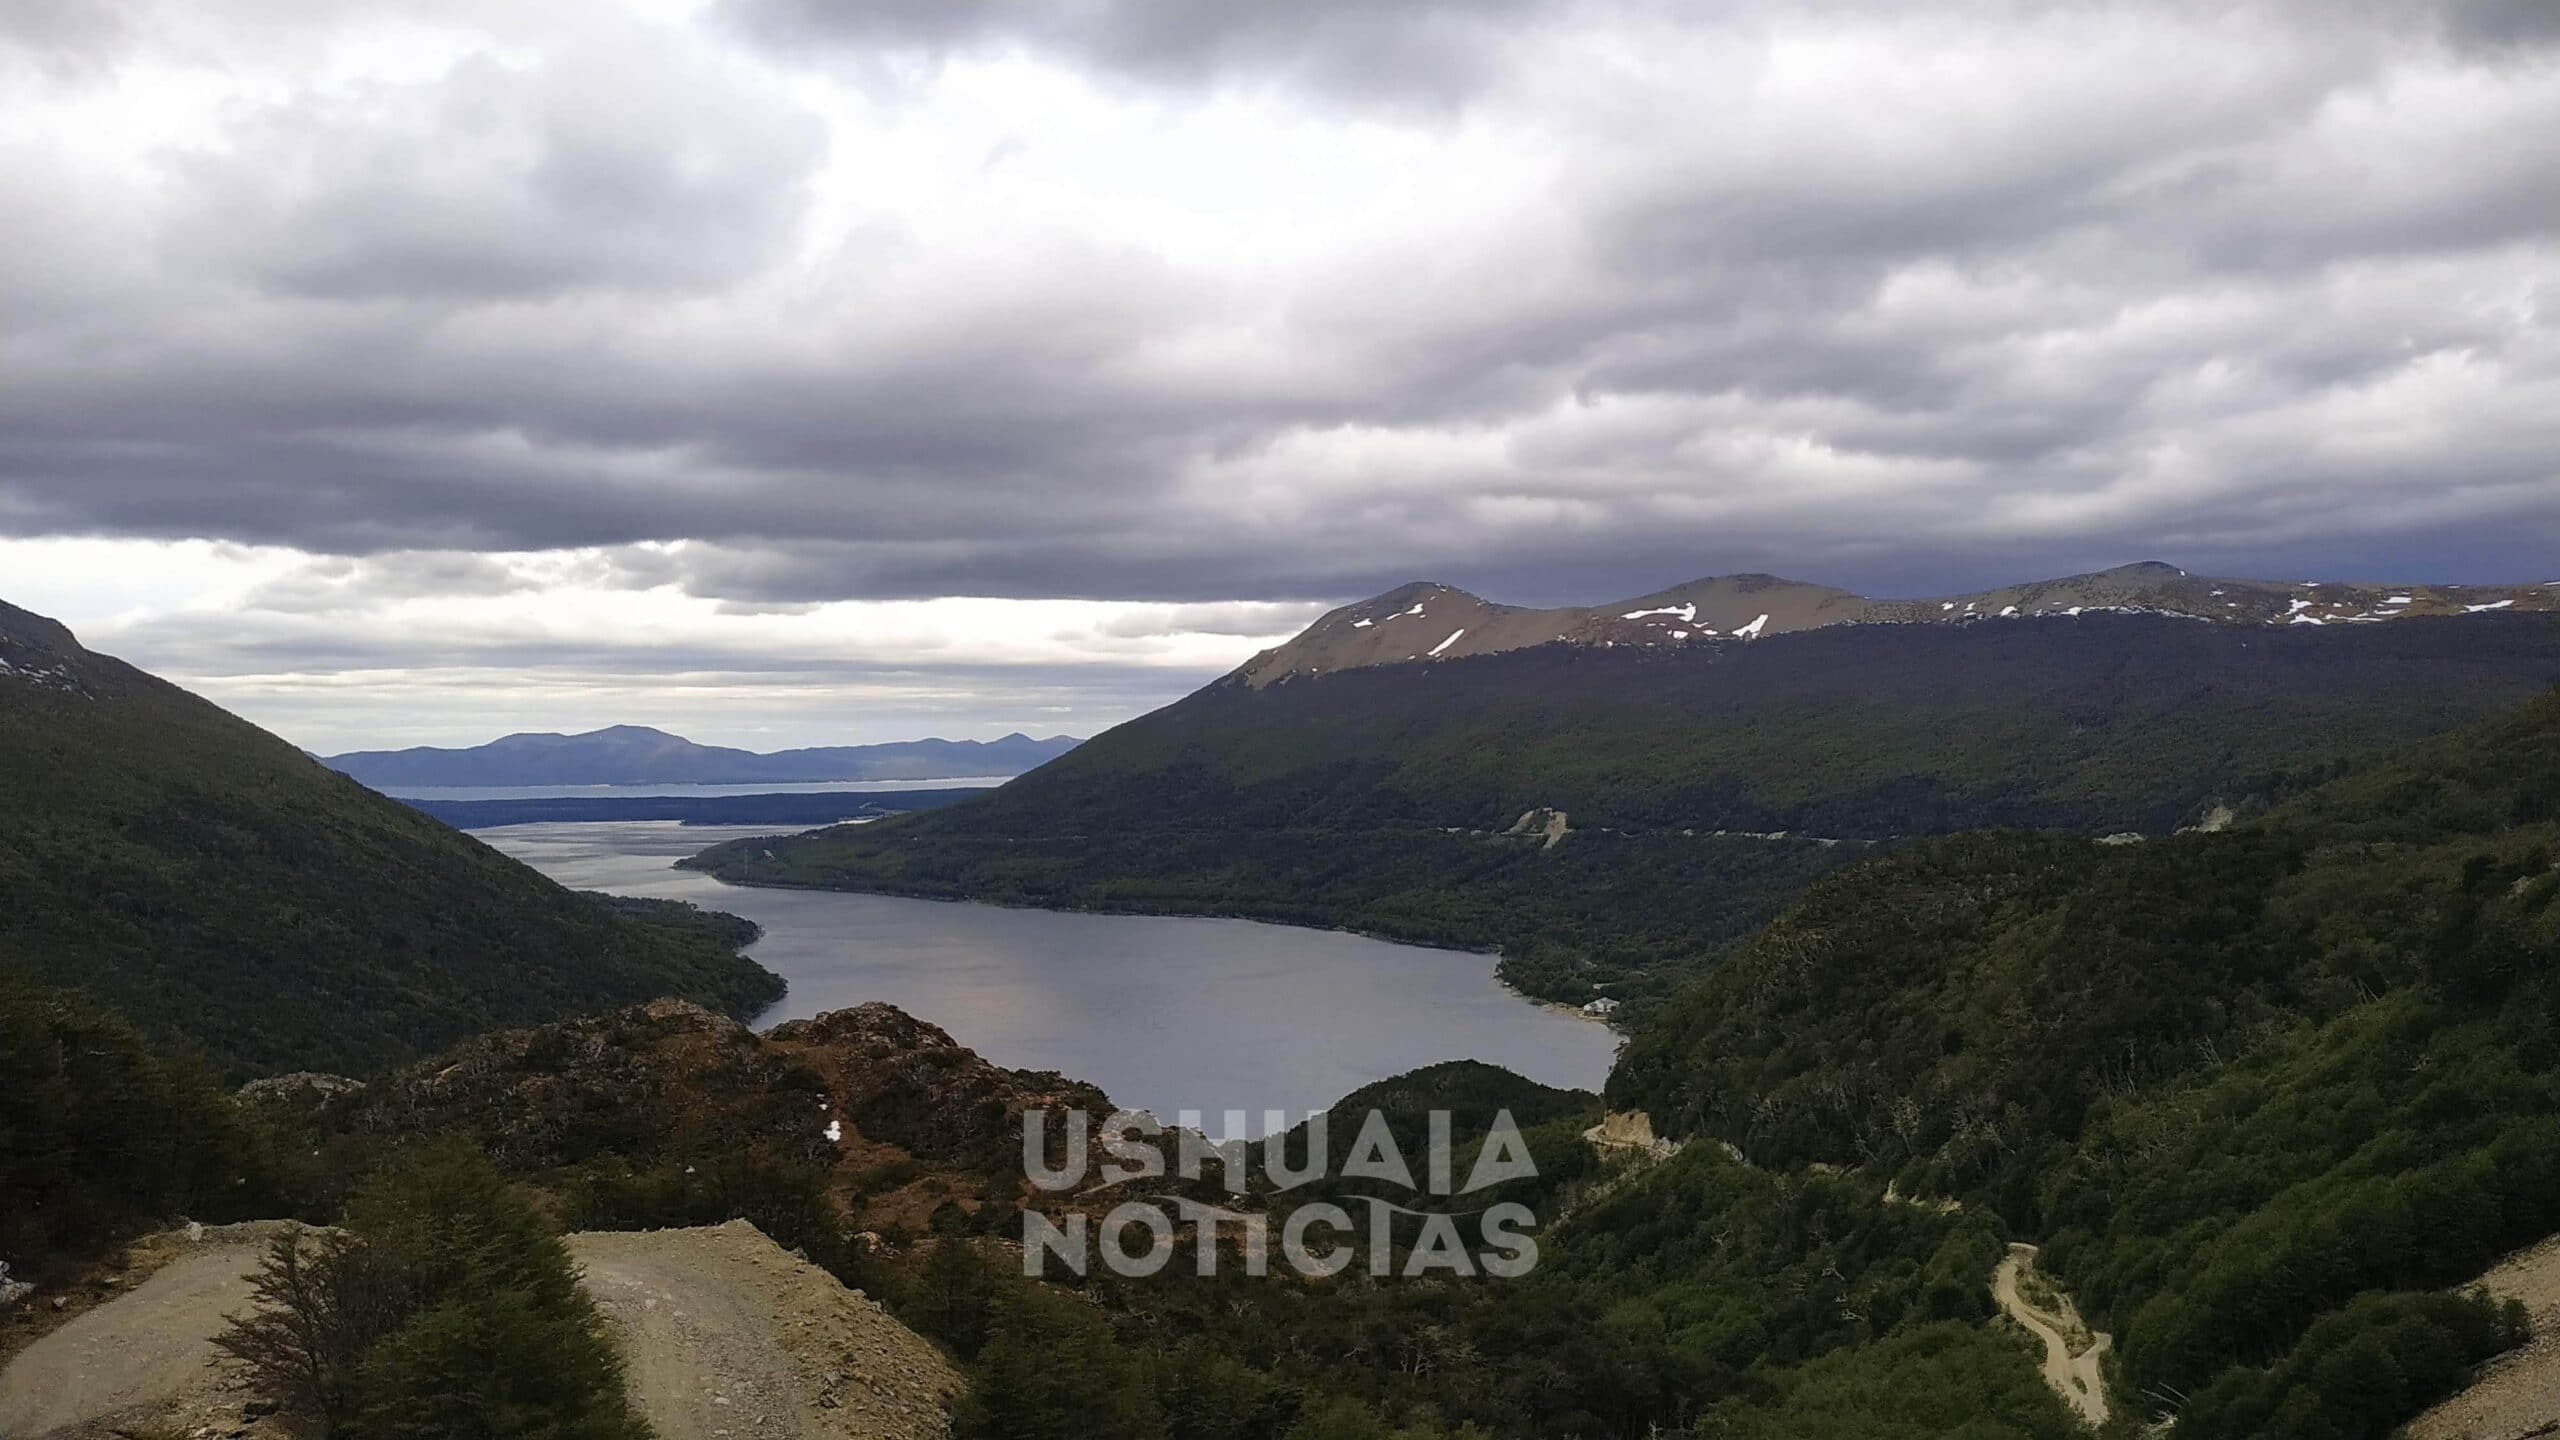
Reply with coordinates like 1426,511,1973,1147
692,607,2560,1002
1610,688,2560,1436
0,600,781,1077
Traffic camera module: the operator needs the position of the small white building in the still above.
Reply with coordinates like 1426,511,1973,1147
1581,996,1622,1018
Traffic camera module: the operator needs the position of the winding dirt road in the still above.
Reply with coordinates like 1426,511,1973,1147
1992,1241,2112,1430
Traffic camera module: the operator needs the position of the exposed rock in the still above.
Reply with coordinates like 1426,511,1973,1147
2179,798,2239,834
1503,808,1571,851
234,1072,366,1106
768,1003,1114,1182
1583,1110,1681,1160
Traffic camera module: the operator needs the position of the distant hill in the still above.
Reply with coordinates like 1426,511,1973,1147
689,565,2560,1005
321,725,1080,790
403,786,990,830
0,599,783,1077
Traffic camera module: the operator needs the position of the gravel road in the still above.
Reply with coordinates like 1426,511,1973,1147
0,1221,296,1440
0,1220,957,1440
571,1222,958,1440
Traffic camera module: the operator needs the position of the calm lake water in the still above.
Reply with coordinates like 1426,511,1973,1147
477,821,1619,1129
394,777,1010,801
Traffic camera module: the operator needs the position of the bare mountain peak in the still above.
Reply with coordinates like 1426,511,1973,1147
0,599,98,698
1233,564,2560,686
0,600,82,656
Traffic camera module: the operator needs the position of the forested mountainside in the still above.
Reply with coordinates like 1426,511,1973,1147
692,610,2560,1003
1611,688,2560,1437
12,692,2560,1438
0,600,780,1077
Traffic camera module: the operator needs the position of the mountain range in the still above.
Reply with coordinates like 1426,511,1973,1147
320,725,1081,790
1236,560,2560,684
692,561,2560,1006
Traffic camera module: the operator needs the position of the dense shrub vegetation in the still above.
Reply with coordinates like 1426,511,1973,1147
0,965,295,1279
862,690,2560,1439
1612,689,2560,1432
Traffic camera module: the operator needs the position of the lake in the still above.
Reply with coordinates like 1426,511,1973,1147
478,821,1619,1131
392,777,1010,801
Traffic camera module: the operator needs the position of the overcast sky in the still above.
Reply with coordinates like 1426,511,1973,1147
4,0,2555,750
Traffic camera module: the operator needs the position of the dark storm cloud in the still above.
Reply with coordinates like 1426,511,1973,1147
169,52,823,301
2445,0,2560,51
1,0,2556,630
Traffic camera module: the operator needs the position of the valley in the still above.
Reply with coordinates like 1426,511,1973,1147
8,577,2560,1440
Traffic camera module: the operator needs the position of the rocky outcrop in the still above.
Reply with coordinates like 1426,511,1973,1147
767,1004,1110,1179
318,998,1115,1229
235,1072,365,1105
1583,1110,1680,1160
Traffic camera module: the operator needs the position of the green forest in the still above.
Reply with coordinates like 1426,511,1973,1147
708,686,2560,1438
9,644,2560,1437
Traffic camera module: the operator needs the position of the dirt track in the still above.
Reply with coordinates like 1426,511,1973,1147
2410,1233,2560,1440
570,1223,957,1440
1992,1241,2111,1430
0,1222,295,1440
0,1220,957,1440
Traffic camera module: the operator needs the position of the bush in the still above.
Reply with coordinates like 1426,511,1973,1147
953,1284,1163,1440
2176,1289,2527,1440
0,964,285,1276
217,1141,648,1439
